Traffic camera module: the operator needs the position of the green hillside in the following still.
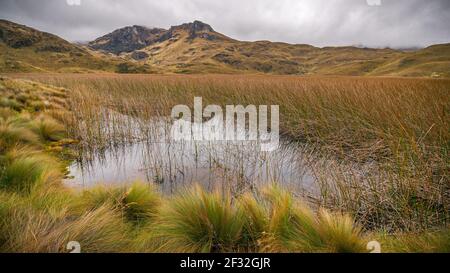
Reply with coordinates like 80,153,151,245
1,19,449,77
0,20,150,73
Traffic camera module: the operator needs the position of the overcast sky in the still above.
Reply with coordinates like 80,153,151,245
0,0,449,48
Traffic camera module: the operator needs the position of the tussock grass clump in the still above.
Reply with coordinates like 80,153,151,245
124,182,161,222
0,78,68,195
0,152,62,193
137,185,365,253
3,113,66,143
0,199,131,253
29,115,66,142
0,78,134,253
0,98,22,111
76,182,160,224
316,209,366,253
151,185,246,253
27,187,77,219
242,185,365,253
258,186,325,252
0,120,40,152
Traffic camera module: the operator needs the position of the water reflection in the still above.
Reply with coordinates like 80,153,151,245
66,114,316,195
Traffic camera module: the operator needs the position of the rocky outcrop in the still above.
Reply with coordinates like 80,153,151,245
131,51,149,60
172,20,215,40
0,19,80,53
89,25,166,54
89,21,223,55
0,20,42,48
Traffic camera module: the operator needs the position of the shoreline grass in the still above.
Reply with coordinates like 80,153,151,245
0,75,449,253
12,73,448,232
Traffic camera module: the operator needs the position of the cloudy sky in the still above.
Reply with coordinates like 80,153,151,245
0,0,449,48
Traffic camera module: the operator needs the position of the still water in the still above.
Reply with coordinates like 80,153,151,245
65,113,317,195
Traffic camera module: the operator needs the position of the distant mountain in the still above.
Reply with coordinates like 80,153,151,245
368,44,450,77
89,21,230,56
88,20,450,77
0,19,151,73
89,25,167,54
1,19,449,77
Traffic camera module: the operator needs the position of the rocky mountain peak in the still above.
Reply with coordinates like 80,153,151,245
174,20,214,33
88,25,166,54
167,20,220,41
89,21,223,54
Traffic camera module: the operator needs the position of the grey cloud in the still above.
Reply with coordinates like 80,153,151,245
0,0,449,47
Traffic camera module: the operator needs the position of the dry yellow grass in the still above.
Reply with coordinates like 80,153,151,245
14,74,449,158
4,74,450,233
0,75,449,252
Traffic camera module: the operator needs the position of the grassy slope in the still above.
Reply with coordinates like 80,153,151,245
115,25,450,77
124,30,407,75
0,20,152,73
368,44,450,78
2,19,448,76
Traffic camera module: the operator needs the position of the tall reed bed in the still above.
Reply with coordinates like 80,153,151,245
19,74,449,160
0,76,449,252
13,74,449,233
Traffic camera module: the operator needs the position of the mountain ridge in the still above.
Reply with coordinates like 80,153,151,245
0,19,152,73
88,21,230,55
1,19,449,77
87,20,450,77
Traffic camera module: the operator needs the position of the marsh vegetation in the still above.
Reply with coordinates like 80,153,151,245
0,74,449,252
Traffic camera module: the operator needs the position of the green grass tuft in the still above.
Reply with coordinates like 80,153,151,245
0,120,40,152
243,185,365,253
0,98,22,111
151,185,246,252
0,152,62,193
29,115,66,142
76,182,160,224
317,209,366,253
0,199,131,253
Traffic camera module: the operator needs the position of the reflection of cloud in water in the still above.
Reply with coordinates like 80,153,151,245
65,113,315,195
